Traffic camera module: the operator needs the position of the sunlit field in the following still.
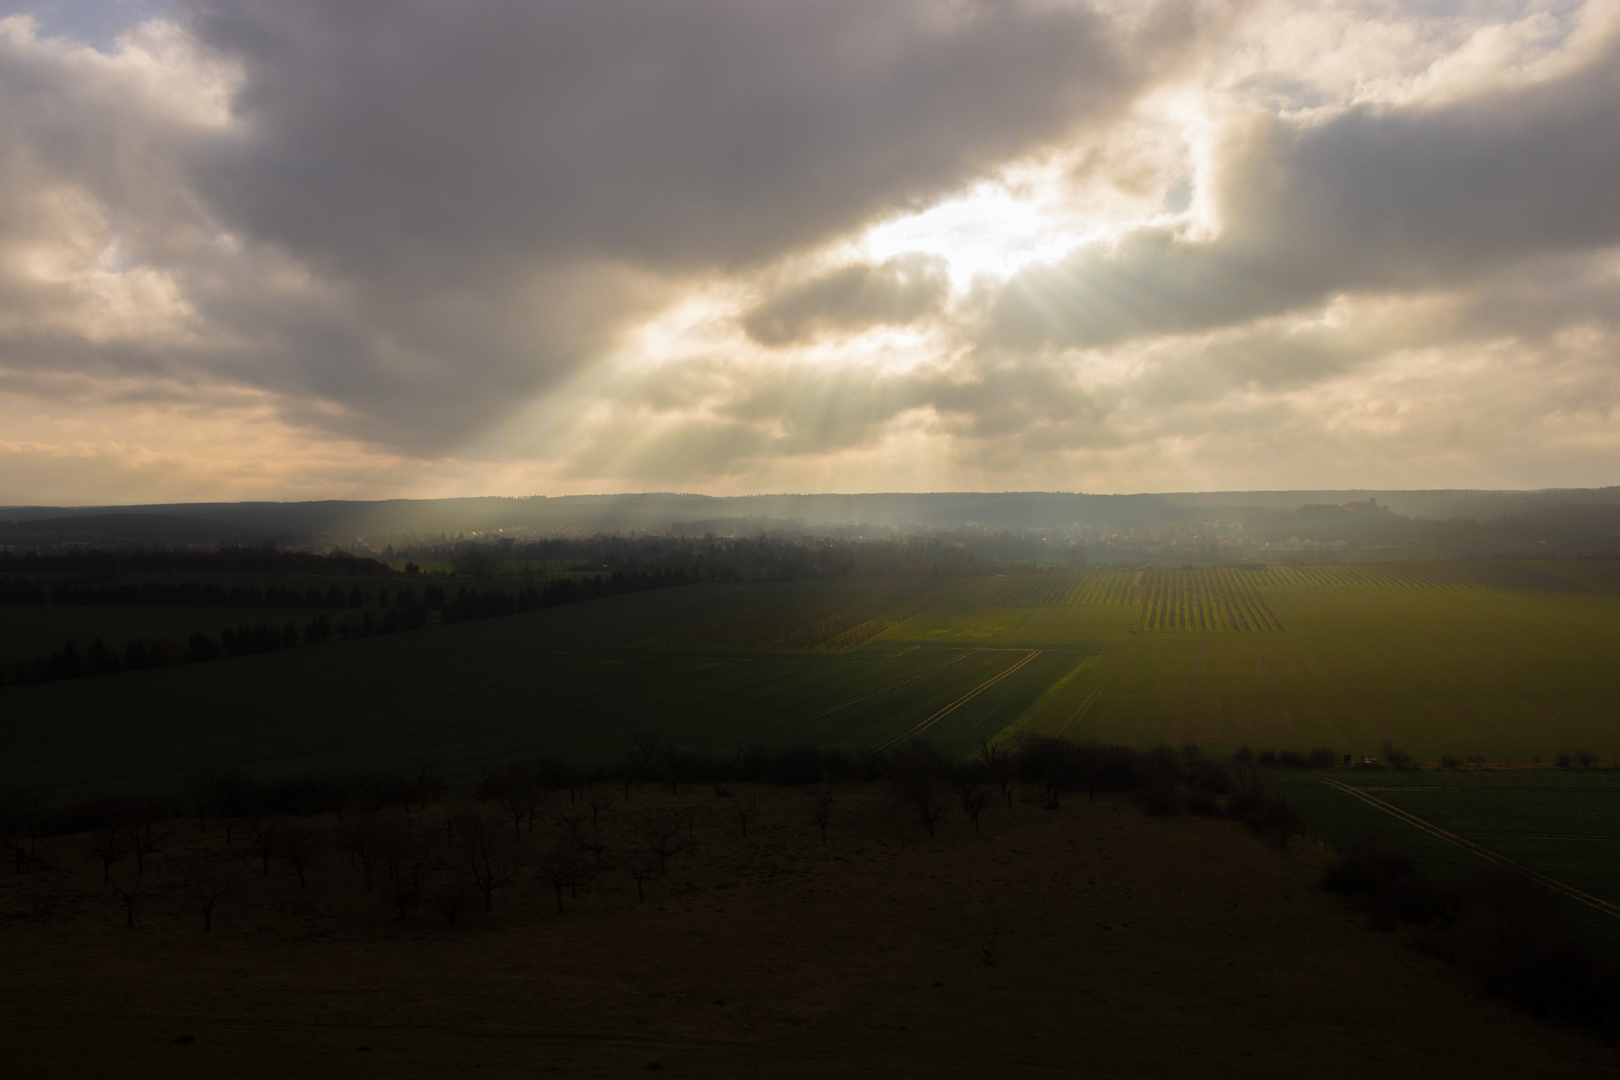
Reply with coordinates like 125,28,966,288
3,561,1618,810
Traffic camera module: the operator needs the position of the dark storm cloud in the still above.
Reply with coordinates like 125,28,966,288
985,31,1620,348
742,253,950,345
184,0,1134,276
0,0,1148,454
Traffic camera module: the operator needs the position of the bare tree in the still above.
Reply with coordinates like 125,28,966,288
377,819,444,918
639,813,688,875
534,841,585,913
245,817,280,877
810,785,833,843
588,792,612,826
90,826,124,885
126,799,167,874
952,767,988,831
336,810,383,890
630,730,663,789
732,796,760,838
456,808,520,911
483,763,538,841
187,766,219,834
980,739,1016,808
109,873,144,930
892,742,949,837
433,882,477,926
416,762,445,810
560,811,609,874
277,825,320,889
190,859,231,932
0,790,38,874
624,850,659,902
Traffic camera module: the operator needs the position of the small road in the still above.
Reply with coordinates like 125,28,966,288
1320,776,1620,921
706,646,980,754
873,648,1042,754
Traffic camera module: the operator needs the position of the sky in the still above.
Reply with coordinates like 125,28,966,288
0,0,1616,505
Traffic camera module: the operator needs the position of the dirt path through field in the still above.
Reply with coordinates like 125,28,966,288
707,647,981,752
1320,777,1620,920
874,649,1041,753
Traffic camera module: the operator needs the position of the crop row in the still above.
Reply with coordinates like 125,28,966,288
1252,562,1478,590
1137,569,1282,633
965,571,1139,606
650,578,947,652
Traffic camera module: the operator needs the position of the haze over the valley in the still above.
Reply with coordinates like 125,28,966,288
0,0,1617,503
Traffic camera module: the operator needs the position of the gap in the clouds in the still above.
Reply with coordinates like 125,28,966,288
1,0,168,50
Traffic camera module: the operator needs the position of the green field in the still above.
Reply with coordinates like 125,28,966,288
1272,769,1620,944
2,560,1618,809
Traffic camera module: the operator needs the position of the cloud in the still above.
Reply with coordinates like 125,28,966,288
2,1,1620,502
985,16,1620,348
742,253,950,345
0,1,1154,462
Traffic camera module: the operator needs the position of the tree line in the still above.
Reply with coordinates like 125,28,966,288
3,569,692,688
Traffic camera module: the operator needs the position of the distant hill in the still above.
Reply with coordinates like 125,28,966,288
3,488,1620,552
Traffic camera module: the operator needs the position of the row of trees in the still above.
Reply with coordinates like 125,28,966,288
2,570,693,689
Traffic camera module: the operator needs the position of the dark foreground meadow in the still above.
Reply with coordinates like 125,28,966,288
2,768,1616,1079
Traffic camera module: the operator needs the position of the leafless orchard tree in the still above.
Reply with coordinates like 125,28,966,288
337,810,383,890
245,817,280,877
89,826,124,885
108,873,144,930
187,766,219,834
639,812,688,875
433,882,477,926
483,763,539,841
533,841,585,914
561,812,610,875
126,797,166,874
190,859,231,932
456,807,520,912
623,850,659,902
732,796,760,839
980,739,1016,808
416,762,445,810
630,730,663,790
810,785,834,843
588,792,612,826
952,767,988,831
377,819,445,918
277,825,320,889
892,742,950,837
0,790,38,874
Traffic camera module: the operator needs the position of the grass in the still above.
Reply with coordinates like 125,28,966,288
4,561,1620,810
2,784,1614,1078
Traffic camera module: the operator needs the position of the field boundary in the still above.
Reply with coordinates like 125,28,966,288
1056,652,1131,738
1320,777,1620,921
874,649,1041,754
705,647,980,754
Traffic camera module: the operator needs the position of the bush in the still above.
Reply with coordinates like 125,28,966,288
1555,753,1573,769
1380,740,1414,771
1225,772,1302,845
1440,754,1461,770
1321,834,1456,929
1419,870,1620,1030
1307,748,1338,769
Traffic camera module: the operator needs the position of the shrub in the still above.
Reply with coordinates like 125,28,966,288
1380,740,1414,771
1419,870,1620,1029
1555,753,1573,769
1322,834,1456,929
1440,754,1461,770
1307,748,1338,769
1225,772,1302,846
